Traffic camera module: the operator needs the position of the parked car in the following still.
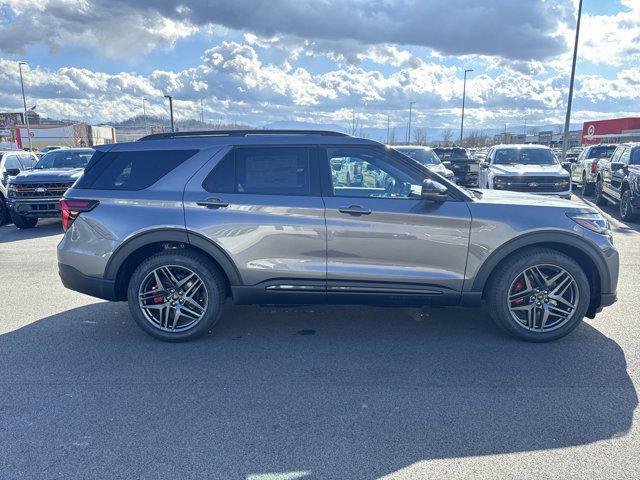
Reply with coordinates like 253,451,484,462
57,130,617,343
432,147,478,187
7,148,94,229
0,150,38,224
570,144,617,195
391,145,455,181
478,145,572,199
594,143,640,221
39,146,69,154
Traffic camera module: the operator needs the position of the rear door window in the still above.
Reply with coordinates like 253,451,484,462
76,149,197,190
203,147,317,196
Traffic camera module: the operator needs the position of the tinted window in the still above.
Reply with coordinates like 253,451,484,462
327,147,423,199
587,145,617,159
76,149,197,190
34,150,94,169
631,149,640,165
493,148,558,165
4,155,22,170
203,151,235,193
236,147,310,195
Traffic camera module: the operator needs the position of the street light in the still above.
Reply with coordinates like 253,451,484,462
164,95,174,133
561,0,583,162
18,61,32,151
142,97,148,134
460,68,473,145
407,101,415,144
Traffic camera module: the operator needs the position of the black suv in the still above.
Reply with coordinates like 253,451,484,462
7,148,94,228
432,147,478,187
594,143,640,221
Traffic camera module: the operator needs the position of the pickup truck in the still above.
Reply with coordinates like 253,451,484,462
432,147,479,187
7,148,93,228
594,143,640,221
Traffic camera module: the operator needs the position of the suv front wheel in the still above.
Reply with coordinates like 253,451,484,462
10,211,38,229
127,250,226,341
486,248,590,342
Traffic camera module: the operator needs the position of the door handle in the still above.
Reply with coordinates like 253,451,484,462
338,205,372,215
196,197,229,209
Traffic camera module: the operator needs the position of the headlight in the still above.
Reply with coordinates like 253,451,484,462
566,212,611,235
6,183,17,197
557,176,570,188
493,177,508,189
444,170,455,179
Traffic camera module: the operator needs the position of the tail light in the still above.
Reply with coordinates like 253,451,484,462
590,161,598,173
60,199,99,231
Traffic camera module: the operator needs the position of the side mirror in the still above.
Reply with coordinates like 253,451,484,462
610,162,625,172
4,168,21,177
480,162,490,169
421,179,448,202
561,162,572,172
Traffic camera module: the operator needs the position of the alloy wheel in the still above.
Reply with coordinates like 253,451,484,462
138,265,208,333
507,264,579,333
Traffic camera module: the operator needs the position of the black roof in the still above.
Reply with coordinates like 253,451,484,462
138,129,349,141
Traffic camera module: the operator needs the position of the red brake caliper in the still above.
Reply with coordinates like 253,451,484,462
152,283,165,303
512,278,525,305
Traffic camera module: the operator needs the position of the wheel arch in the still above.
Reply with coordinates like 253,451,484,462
473,231,610,317
105,229,242,301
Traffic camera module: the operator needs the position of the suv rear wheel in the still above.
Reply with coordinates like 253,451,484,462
486,248,590,342
10,211,38,229
127,250,226,342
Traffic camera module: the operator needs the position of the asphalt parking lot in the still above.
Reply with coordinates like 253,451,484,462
0,194,638,479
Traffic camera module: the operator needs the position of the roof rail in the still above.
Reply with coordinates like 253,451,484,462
138,129,349,141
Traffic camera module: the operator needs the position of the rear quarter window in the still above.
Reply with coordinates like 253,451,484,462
75,149,197,190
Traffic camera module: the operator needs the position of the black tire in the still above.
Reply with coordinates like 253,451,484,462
594,179,607,206
0,198,8,225
10,211,38,229
620,190,638,222
127,250,226,342
486,248,590,342
581,173,594,196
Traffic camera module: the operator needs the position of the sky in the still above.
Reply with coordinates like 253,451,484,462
0,0,639,131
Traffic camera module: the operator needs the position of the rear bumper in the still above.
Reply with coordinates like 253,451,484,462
58,263,118,301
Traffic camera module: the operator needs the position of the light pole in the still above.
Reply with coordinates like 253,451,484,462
142,98,148,134
562,0,583,161
18,62,32,151
460,68,473,145
407,101,415,144
386,114,390,144
164,95,174,132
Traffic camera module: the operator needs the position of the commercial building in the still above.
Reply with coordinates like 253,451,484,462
582,117,640,145
12,122,116,150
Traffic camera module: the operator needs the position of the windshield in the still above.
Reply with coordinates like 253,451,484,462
433,148,468,160
493,148,559,165
587,145,617,159
34,150,94,169
396,148,441,166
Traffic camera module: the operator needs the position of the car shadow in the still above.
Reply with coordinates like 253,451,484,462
0,302,636,479
0,218,62,244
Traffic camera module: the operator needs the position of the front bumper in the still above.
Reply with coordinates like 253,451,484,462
8,198,62,218
58,263,118,301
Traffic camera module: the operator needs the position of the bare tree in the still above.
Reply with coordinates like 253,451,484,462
413,127,428,145
441,128,454,146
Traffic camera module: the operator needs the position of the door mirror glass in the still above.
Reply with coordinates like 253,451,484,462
4,168,21,177
480,162,490,169
421,179,448,202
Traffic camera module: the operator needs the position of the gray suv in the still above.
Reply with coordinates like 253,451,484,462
57,130,618,342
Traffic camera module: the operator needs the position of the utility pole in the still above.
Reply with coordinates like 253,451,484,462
562,0,583,161
386,114,390,144
164,95,174,132
18,62,32,151
407,101,415,144
142,98,148,134
460,68,473,145
200,99,204,124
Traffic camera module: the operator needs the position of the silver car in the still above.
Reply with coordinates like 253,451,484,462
479,145,572,199
57,130,618,342
570,144,618,196
391,145,455,181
